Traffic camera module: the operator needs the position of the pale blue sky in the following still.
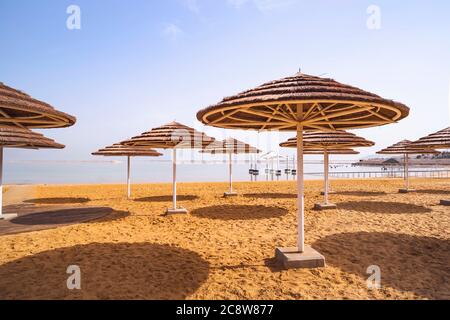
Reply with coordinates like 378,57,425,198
1,0,449,162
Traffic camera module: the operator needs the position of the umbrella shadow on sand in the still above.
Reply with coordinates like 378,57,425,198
415,189,450,195
10,208,128,226
243,193,297,199
313,232,450,299
0,207,129,236
134,195,199,202
333,191,387,197
24,197,90,205
0,243,209,300
337,201,432,214
191,205,288,220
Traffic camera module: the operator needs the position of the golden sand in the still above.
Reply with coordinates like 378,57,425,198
0,178,449,300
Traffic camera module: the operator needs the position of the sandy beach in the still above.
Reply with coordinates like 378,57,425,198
0,178,449,300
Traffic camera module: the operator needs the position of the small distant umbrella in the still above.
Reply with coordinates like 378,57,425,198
122,122,215,214
280,131,373,209
377,140,439,193
197,71,408,267
411,127,450,205
200,138,261,197
92,144,162,199
0,125,65,220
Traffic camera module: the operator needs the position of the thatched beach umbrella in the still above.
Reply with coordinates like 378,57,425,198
377,140,439,193
122,122,215,214
92,144,162,199
197,71,409,268
200,138,261,197
411,127,450,205
0,82,76,129
280,131,373,210
0,125,65,220
0,82,76,220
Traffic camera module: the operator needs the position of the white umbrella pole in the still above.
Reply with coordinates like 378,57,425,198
286,156,289,181
277,155,280,181
271,158,274,181
0,147,3,219
405,153,410,190
172,148,177,210
255,155,258,182
229,153,233,193
250,157,253,182
127,156,131,199
292,155,295,181
296,125,305,252
324,150,329,205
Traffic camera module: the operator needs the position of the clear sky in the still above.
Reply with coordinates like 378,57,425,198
1,0,449,163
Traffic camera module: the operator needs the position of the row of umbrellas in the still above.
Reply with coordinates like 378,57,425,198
1,71,449,268
92,122,262,213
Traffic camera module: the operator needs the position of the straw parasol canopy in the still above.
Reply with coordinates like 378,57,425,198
200,138,261,197
303,148,359,155
0,125,64,149
377,140,440,155
411,127,450,149
200,138,261,154
280,131,375,149
122,121,215,149
122,121,216,214
198,71,408,268
92,144,162,199
0,82,76,129
197,72,409,131
92,144,162,157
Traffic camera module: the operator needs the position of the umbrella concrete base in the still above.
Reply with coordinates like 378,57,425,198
440,199,450,206
320,191,336,195
0,214,18,221
399,188,416,194
314,203,337,211
275,246,325,269
224,192,238,198
165,208,188,215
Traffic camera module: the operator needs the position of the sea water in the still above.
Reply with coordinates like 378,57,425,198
4,158,439,185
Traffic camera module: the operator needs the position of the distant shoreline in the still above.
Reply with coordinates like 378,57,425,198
354,158,450,167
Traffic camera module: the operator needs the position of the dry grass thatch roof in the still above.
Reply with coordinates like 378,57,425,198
377,140,439,155
92,144,162,157
200,138,261,154
411,127,450,149
197,72,409,132
0,125,64,149
122,121,216,149
303,148,359,155
280,131,374,149
0,82,76,129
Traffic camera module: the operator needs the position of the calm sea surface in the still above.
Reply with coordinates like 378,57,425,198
5,159,447,185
